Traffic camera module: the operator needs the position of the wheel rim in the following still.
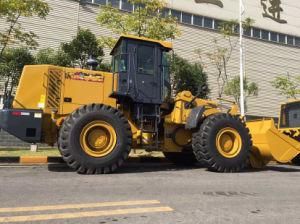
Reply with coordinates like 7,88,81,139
80,121,117,157
216,127,242,158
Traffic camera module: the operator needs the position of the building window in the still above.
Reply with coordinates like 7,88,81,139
160,8,170,17
182,12,192,24
278,34,286,44
134,2,145,11
253,28,261,39
287,35,294,45
233,25,240,34
214,20,221,30
243,27,251,37
203,17,213,28
270,32,278,42
171,10,181,22
261,30,269,40
295,37,300,47
108,0,119,8
121,0,133,11
0,95,3,110
94,0,106,5
193,15,203,27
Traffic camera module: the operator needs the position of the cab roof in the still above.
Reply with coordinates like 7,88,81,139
110,35,173,55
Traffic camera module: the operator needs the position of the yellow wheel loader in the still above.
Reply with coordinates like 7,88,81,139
1,35,297,174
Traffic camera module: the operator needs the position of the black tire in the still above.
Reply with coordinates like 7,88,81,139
192,113,251,172
292,154,300,166
163,148,197,166
58,104,132,174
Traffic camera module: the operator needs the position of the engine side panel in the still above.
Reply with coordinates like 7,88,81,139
12,65,117,145
60,68,116,115
13,65,48,110
13,65,117,115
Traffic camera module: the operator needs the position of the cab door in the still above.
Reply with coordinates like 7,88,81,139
128,43,162,104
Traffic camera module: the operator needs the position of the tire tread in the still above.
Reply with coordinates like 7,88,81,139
192,113,252,172
58,104,132,174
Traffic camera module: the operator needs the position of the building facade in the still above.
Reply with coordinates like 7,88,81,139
1,0,300,118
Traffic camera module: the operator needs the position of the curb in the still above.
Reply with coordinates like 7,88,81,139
0,156,64,164
0,156,168,165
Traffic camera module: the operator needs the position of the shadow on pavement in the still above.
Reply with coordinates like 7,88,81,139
47,161,300,174
264,165,300,172
47,163,74,172
242,164,300,173
116,162,202,174
47,161,203,174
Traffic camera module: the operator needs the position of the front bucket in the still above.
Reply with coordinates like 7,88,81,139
246,119,300,165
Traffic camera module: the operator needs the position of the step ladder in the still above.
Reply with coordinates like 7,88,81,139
136,104,161,151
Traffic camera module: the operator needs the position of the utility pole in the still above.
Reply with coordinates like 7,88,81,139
239,0,245,117
76,0,82,33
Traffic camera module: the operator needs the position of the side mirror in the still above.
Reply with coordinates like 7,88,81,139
87,56,99,71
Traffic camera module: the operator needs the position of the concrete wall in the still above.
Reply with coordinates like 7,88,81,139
19,0,298,117
174,24,300,117
0,0,300,146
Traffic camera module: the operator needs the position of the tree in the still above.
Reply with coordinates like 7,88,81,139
170,54,209,97
196,42,229,98
61,29,104,68
0,0,50,58
271,74,300,99
224,75,258,110
35,47,112,71
0,48,35,108
97,0,180,48
97,63,112,72
35,48,72,67
196,18,254,98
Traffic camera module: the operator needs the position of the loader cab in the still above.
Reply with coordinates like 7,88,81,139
110,35,172,105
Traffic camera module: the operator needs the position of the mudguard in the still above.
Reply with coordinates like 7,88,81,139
185,106,205,130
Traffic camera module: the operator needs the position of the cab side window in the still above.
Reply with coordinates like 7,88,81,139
113,55,127,73
137,45,155,75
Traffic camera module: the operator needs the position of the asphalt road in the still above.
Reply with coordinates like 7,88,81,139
0,162,300,224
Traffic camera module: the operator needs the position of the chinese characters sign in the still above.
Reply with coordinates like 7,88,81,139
194,0,288,24
261,0,287,24
194,0,223,8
